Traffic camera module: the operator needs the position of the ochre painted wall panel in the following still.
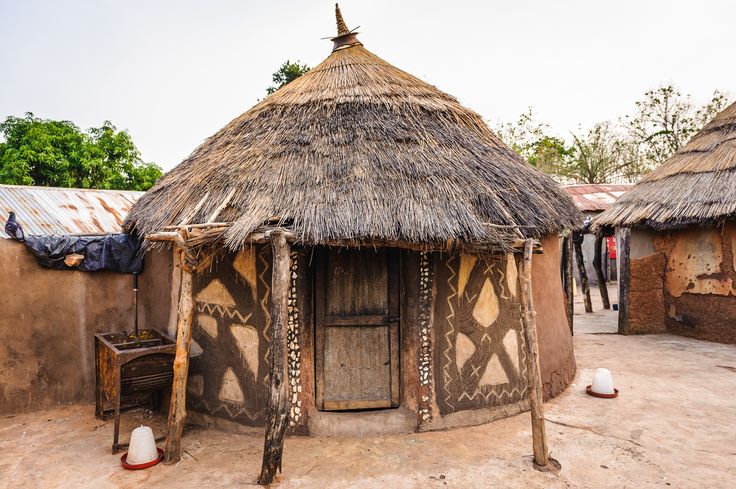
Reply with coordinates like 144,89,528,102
187,246,272,426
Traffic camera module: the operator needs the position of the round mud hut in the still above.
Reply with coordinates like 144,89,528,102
124,5,580,472
595,102,736,344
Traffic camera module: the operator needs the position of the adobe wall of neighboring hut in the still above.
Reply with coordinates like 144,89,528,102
0,239,170,415
656,223,736,343
622,224,736,343
624,229,667,334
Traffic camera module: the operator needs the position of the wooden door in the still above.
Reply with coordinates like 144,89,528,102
315,248,400,411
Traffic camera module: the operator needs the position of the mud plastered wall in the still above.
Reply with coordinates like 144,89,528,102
187,246,272,425
433,253,528,415
656,223,736,343
0,240,171,414
627,229,667,334
530,235,576,400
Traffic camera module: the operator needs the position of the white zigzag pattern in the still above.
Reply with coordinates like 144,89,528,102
442,255,457,410
196,302,251,324
258,246,272,382
196,397,264,422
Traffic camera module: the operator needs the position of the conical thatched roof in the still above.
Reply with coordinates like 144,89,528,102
596,102,736,231
125,6,578,251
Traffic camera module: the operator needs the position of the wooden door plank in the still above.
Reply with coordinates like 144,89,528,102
323,325,391,402
322,314,392,326
324,248,388,316
314,248,327,410
314,247,401,411
323,399,393,410
387,249,401,407
389,323,400,407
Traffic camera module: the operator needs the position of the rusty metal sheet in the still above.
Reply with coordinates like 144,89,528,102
562,184,633,212
0,184,143,238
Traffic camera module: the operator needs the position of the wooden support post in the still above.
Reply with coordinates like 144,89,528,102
561,235,574,334
258,231,291,485
519,239,550,468
593,234,611,310
618,228,631,334
573,232,593,313
167,246,184,338
163,259,194,465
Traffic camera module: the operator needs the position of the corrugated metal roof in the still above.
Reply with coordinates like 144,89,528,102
0,184,144,238
562,183,634,212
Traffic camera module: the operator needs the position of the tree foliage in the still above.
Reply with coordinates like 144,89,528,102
624,86,730,168
494,108,571,175
563,123,644,184
266,60,310,95
495,85,731,184
0,113,162,190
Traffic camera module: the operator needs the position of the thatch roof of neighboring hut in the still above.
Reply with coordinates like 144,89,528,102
596,102,736,231
125,6,579,251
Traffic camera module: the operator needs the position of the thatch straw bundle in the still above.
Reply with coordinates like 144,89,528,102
596,102,736,231
124,8,578,251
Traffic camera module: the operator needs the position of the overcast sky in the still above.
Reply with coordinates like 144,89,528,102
2,0,734,171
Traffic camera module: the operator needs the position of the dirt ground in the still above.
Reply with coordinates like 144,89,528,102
574,282,619,334
2,305,735,488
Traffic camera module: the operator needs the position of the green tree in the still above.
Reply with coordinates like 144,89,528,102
0,113,162,190
494,108,571,176
562,123,642,184
624,86,730,168
496,86,731,184
266,60,310,95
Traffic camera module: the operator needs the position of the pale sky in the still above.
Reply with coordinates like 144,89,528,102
2,0,734,171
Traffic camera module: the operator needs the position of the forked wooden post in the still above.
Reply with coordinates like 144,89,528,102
618,228,631,334
163,251,195,465
519,239,550,467
258,231,291,485
573,232,593,313
593,234,611,310
562,234,574,334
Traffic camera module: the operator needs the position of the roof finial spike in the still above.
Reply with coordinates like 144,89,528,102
335,3,349,36
330,4,361,51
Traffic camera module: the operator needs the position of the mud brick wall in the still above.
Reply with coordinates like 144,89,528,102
625,224,736,344
0,240,171,414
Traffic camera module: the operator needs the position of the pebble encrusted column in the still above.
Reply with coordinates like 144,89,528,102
417,252,434,425
287,251,303,426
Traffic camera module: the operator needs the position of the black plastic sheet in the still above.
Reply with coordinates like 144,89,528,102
21,234,143,273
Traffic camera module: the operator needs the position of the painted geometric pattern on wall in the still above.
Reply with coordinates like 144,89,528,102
187,245,272,425
434,253,528,415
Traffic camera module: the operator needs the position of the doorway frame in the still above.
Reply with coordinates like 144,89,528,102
313,247,401,411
